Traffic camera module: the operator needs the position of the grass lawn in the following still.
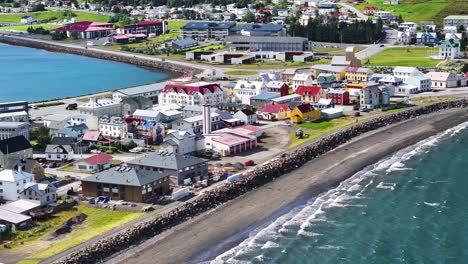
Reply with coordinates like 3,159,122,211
366,47,439,66
223,59,332,70
190,43,225,52
0,10,109,23
0,23,59,31
167,21,186,32
225,70,257,75
354,0,449,24
314,46,366,56
10,205,145,263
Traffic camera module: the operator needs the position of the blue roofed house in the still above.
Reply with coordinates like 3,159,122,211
416,32,438,45
55,124,89,139
249,92,281,110
172,38,198,51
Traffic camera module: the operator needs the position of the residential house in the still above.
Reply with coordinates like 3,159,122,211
313,98,334,109
393,66,422,82
426,72,468,89
161,82,224,107
78,98,121,118
416,32,438,45
443,15,468,28
99,116,124,139
266,81,289,96
311,64,347,81
69,113,93,127
296,86,326,104
45,144,74,162
0,136,33,170
317,73,337,89
0,122,29,141
20,16,36,24
172,113,223,133
443,25,458,34
43,114,70,131
292,73,314,90
50,137,84,155
257,102,291,121
0,168,35,201
281,68,297,84
215,102,250,114
234,109,257,125
74,153,113,172
249,92,281,110
420,21,436,31
345,67,372,83
327,89,350,105
406,75,431,92
160,129,197,155
290,104,321,123
363,6,378,15
81,166,171,202
82,130,111,145
397,31,413,45
126,152,208,184
20,182,57,206
234,81,268,104
55,124,88,139
439,39,460,59
360,83,390,109
271,94,302,105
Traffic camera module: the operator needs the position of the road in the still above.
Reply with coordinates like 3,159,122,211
339,2,368,20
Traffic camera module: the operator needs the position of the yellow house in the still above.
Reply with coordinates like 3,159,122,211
257,103,291,120
345,67,373,82
290,103,321,123
222,82,236,103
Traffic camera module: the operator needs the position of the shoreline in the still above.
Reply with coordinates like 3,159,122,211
105,108,468,264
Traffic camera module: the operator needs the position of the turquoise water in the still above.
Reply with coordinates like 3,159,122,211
210,123,468,263
0,43,170,102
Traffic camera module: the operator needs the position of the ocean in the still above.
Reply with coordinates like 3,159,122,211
0,43,170,102
208,122,468,263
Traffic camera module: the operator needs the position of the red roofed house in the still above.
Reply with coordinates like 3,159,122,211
82,130,112,144
109,34,147,44
295,86,326,104
290,103,321,123
160,81,224,107
363,6,379,15
116,20,167,35
257,102,291,121
327,89,350,105
52,21,113,39
74,153,113,172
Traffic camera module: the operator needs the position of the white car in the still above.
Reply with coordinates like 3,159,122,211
129,147,143,153
86,41,96,47
102,41,112,46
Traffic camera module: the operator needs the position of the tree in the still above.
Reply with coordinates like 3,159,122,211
397,14,403,24
243,11,255,23
272,7,278,16
230,13,237,21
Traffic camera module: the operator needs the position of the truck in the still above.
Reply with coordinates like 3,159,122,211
172,188,190,201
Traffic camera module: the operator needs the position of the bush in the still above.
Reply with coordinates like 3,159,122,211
106,149,114,154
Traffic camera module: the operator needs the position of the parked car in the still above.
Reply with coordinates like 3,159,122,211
353,111,361,117
66,103,78,110
102,41,112,46
86,41,96,46
244,160,255,166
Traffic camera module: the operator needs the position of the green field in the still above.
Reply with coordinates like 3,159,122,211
9,205,145,263
225,70,257,75
225,59,332,70
0,23,59,31
0,10,110,23
314,47,366,56
354,0,467,25
367,47,439,66
167,20,186,32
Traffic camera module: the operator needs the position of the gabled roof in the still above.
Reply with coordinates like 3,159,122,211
162,82,221,95
127,152,207,170
238,109,256,116
294,103,315,113
82,153,113,165
45,144,73,154
296,86,323,96
82,167,171,187
53,21,113,33
258,102,290,114
0,169,33,182
82,131,102,141
51,136,76,145
119,20,162,29
250,92,281,101
0,136,31,154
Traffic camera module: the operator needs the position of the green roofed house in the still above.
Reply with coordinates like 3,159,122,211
439,39,460,59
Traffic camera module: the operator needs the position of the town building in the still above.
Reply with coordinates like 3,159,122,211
235,23,286,37
181,21,236,39
0,111,28,123
311,64,347,81
443,15,468,28
98,116,124,139
265,81,289,96
257,102,291,120
249,92,281,110
234,81,268,105
327,89,350,105
56,124,88,139
43,114,70,131
121,97,153,116
0,136,33,170
172,113,223,133
126,152,208,184
160,129,197,155
74,153,113,172
345,67,372,82
20,182,57,206
321,107,344,119
397,31,413,45
406,75,432,92
0,168,35,201
316,73,337,89
363,6,378,15
331,47,362,67
393,66,422,82
296,86,326,104
109,33,147,44
116,20,167,35
281,68,298,84
20,16,36,24
45,144,74,162
161,82,224,107
172,38,199,50
81,166,171,202
439,39,460,59
292,73,314,90
52,21,114,39
78,98,121,118
271,94,302,105
290,104,321,123
0,122,29,141
233,109,257,125
112,82,165,104
225,36,311,52
0,101,28,116
182,105,218,118
426,72,468,89
415,32,438,45
360,83,390,109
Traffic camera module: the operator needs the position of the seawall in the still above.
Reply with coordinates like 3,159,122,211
0,34,202,75
51,99,468,264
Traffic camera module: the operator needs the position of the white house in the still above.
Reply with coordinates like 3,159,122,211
426,72,468,89
234,81,267,105
439,39,460,59
45,144,74,162
98,116,124,139
172,113,222,133
160,82,224,107
74,153,113,172
292,73,313,90
393,66,422,82
20,16,36,24
78,98,122,118
0,169,35,201
43,114,71,130
360,83,390,109
160,129,197,155
406,75,431,92
20,182,57,206
233,109,257,125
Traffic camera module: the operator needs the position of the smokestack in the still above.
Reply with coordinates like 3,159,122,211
202,104,211,135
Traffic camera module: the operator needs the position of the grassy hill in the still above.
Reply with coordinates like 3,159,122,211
354,0,467,25
0,10,110,23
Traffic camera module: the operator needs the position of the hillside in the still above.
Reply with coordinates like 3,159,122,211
0,10,110,23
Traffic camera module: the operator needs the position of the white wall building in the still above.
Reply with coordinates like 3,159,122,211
45,145,74,161
0,122,29,141
78,98,122,118
98,116,124,138
20,182,57,206
161,82,224,107
292,73,313,90
0,169,35,201
234,81,268,105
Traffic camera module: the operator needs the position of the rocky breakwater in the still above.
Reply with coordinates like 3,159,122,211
57,99,468,264
0,34,202,75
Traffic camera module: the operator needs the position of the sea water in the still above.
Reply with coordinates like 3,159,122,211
0,43,170,102
209,122,468,264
